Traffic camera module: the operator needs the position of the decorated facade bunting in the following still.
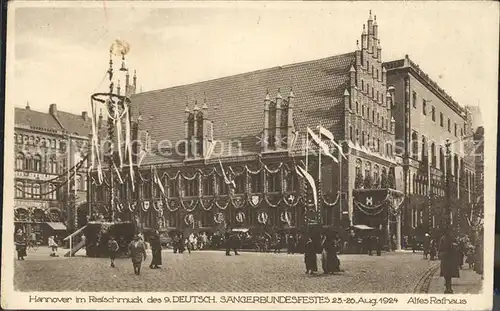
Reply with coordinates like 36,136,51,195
143,201,150,211
280,211,292,225
236,211,246,223
184,213,194,225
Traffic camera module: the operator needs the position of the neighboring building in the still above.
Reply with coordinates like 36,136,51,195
466,105,483,132
90,12,402,241
14,103,91,243
473,126,484,221
385,56,477,238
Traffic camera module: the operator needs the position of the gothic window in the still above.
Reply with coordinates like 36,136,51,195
168,179,179,197
203,176,214,196
356,102,359,114
32,183,41,199
454,123,457,137
372,110,375,123
16,153,24,170
431,106,436,121
422,99,427,115
284,170,299,192
184,178,199,197
267,172,281,193
216,176,228,195
349,126,353,142
421,136,428,163
234,174,245,194
367,107,370,120
447,118,451,132
355,159,362,176
412,91,417,108
16,182,23,198
440,112,444,127
361,80,364,92
361,131,365,146
250,172,263,193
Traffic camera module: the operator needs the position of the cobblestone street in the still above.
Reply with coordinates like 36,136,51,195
14,249,443,293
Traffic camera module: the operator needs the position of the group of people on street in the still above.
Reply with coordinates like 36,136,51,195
436,228,484,294
14,229,62,260
304,233,342,275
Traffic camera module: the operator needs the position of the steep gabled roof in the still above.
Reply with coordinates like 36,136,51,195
15,107,91,137
57,111,92,137
15,108,62,133
131,52,355,164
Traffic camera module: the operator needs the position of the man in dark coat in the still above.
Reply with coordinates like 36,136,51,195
423,234,430,259
439,229,460,294
304,236,318,274
287,234,295,254
149,230,162,269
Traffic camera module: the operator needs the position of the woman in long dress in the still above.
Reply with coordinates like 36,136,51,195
304,237,318,275
149,231,162,269
439,229,460,294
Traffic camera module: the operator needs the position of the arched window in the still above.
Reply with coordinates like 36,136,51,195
365,162,372,179
32,183,41,199
48,184,56,200
16,153,24,170
24,155,32,171
16,182,23,198
33,154,42,172
411,132,418,158
50,159,57,174
355,159,362,176
24,183,32,198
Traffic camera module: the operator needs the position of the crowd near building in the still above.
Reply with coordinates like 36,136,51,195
15,12,483,249
13,103,91,243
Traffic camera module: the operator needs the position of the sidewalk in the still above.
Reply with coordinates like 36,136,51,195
427,265,483,294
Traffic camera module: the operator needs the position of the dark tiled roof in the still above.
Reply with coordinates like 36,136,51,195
15,108,62,132
57,111,92,137
15,107,92,137
131,52,355,164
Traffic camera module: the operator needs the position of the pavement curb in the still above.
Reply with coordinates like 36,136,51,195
414,262,440,293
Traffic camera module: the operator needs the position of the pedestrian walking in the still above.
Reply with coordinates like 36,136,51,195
128,234,147,275
423,233,430,259
107,236,119,268
48,236,59,257
287,234,295,254
15,229,27,260
429,239,437,260
411,235,418,253
304,236,318,275
149,230,162,269
439,229,460,294
375,235,382,256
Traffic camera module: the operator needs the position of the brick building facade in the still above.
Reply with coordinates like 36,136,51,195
385,56,477,238
89,12,402,240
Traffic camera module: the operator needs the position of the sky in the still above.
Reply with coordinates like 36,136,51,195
7,1,499,124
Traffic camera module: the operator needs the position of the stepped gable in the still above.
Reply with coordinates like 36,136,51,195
131,52,355,161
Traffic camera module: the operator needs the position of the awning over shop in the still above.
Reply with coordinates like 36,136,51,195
348,224,375,230
46,222,67,231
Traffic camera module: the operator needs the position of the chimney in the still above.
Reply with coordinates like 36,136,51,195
82,111,88,121
49,103,58,117
25,101,30,110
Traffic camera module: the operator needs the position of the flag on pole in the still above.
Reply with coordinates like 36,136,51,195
154,167,166,196
295,165,318,211
113,162,124,184
318,126,347,160
219,160,236,188
307,127,338,163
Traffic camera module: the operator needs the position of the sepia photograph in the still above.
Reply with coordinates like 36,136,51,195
1,1,498,310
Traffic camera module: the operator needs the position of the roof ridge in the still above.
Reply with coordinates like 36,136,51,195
134,51,356,96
